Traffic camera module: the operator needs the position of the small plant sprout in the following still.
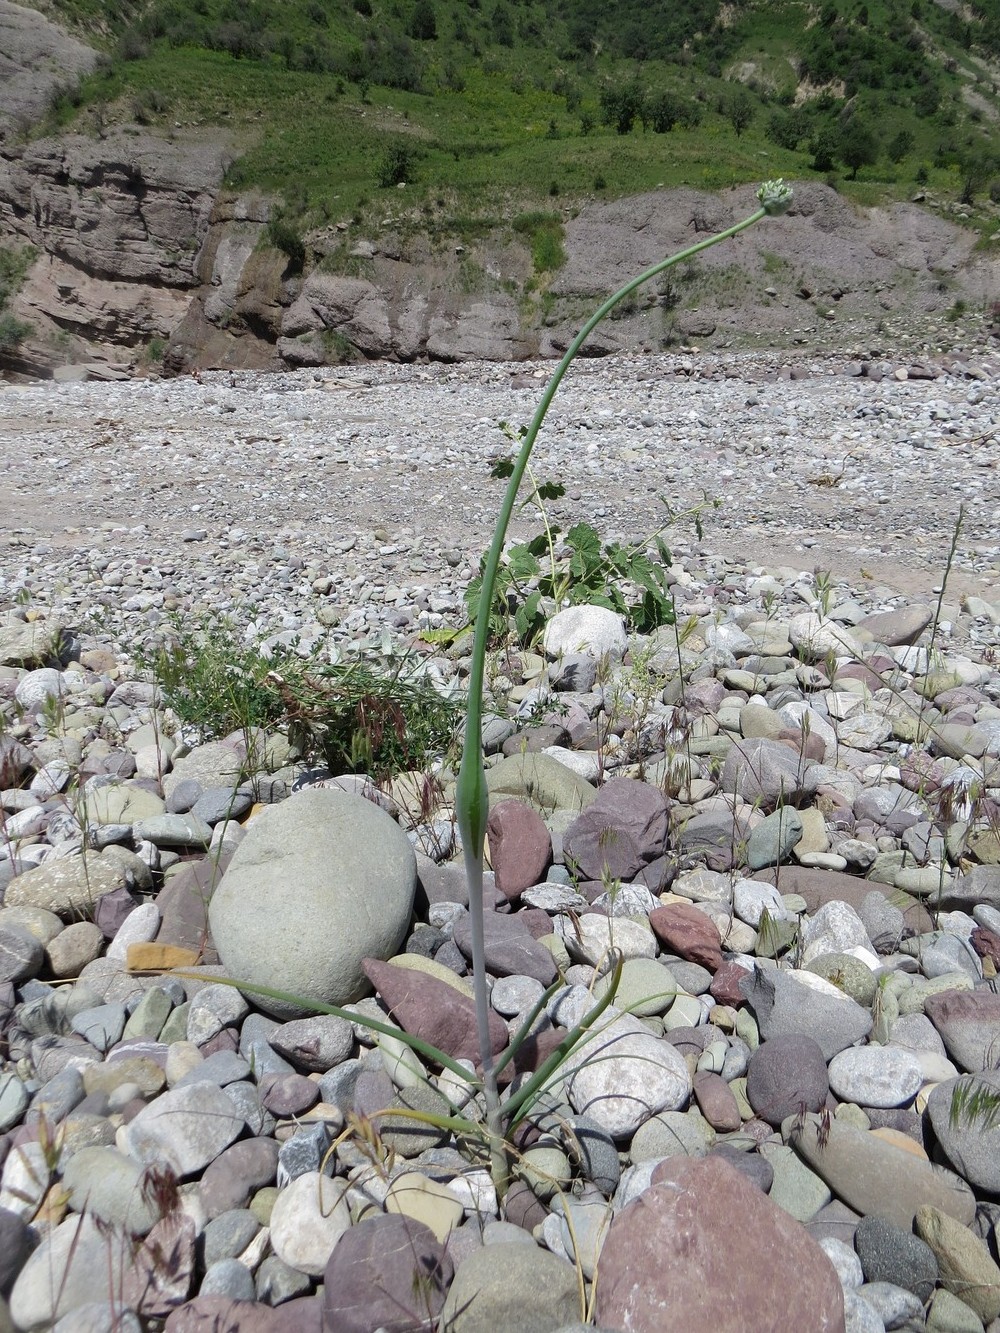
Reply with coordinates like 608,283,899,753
455,180,794,1182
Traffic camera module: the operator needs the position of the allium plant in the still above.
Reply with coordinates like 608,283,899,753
455,179,794,1182
180,182,794,1194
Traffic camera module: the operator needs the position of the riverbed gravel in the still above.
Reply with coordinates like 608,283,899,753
1,346,999,1333
1,346,998,661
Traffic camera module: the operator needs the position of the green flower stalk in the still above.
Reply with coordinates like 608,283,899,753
455,179,794,1181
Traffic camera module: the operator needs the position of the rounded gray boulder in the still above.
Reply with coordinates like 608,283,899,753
209,788,416,1018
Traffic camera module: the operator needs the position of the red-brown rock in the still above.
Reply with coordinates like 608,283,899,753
123,1214,196,1318
692,1070,742,1132
924,988,1000,1072
487,799,552,900
710,958,750,1006
362,958,508,1065
164,1297,322,1332
777,728,826,763
594,1156,846,1333
755,865,933,935
972,926,1000,969
323,1214,452,1332
649,901,724,971
563,777,669,882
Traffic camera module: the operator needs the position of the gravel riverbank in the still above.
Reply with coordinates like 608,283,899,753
0,346,999,1333
1,346,998,655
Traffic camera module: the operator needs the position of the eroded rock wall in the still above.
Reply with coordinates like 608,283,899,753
0,0,99,139
0,130,232,375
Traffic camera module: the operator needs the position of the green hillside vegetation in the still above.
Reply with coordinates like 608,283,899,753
26,0,1000,244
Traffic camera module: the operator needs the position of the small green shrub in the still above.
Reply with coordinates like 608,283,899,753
0,244,36,307
320,328,358,361
0,312,31,352
265,213,306,273
376,141,415,188
727,86,755,138
887,128,915,163
464,515,678,647
131,87,170,124
600,78,645,135
512,212,566,274
410,0,437,41
646,90,690,134
144,617,457,784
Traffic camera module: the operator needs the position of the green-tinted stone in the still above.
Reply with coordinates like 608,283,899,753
868,850,908,885
661,993,703,1030
630,1109,715,1163
485,753,596,815
897,973,975,1016
516,1146,572,1202
806,953,877,1008
734,1007,759,1052
760,1142,832,1223
158,1002,190,1045
122,987,174,1042
755,916,798,959
916,1204,1000,1323
968,828,1000,866
82,1056,166,1097
538,933,571,972
730,1078,753,1120
747,807,804,871
250,1187,280,1226
596,959,678,1017
895,866,955,898
0,617,66,666
914,671,963,699
926,1288,988,1333
378,1084,452,1158
890,713,922,742
834,1103,871,1131
946,821,970,864
870,982,899,1045
83,783,166,825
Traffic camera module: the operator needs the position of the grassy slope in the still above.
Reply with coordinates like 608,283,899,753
20,0,1000,238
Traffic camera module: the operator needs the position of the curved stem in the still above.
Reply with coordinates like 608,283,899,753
455,200,772,1189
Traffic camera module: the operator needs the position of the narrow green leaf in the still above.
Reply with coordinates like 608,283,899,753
502,956,624,1128
494,977,566,1078
169,972,480,1084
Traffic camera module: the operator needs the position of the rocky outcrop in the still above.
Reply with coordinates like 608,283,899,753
1,133,997,379
0,0,99,140
0,0,997,379
0,132,230,282
277,265,531,366
0,129,233,374
542,180,999,353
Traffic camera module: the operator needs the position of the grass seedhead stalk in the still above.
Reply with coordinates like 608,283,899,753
455,180,793,1185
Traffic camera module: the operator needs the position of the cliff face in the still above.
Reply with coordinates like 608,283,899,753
1,128,997,380
0,0,998,380
0,0,98,139
0,130,233,376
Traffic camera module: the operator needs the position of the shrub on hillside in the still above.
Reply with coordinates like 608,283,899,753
600,79,645,135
